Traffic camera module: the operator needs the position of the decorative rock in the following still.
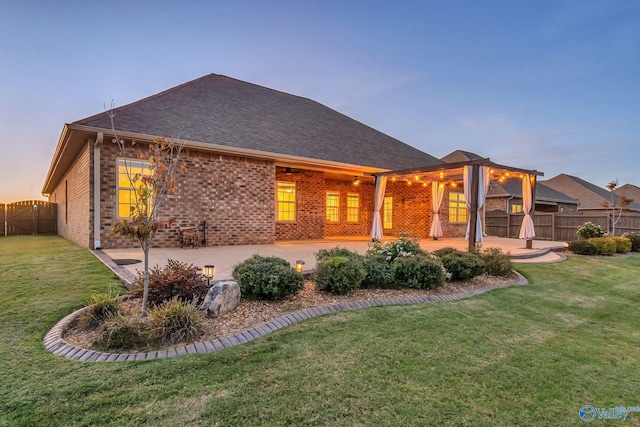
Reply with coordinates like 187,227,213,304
200,280,241,317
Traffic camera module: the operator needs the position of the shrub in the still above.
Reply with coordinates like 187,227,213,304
316,247,362,263
623,232,640,252
568,240,599,255
366,236,426,263
315,256,366,295
588,237,617,256
441,252,485,281
361,253,397,289
232,254,304,300
92,313,147,351
129,260,209,305
432,247,461,258
148,298,205,346
79,286,121,329
480,248,513,277
392,255,445,289
576,221,605,240
613,236,632,254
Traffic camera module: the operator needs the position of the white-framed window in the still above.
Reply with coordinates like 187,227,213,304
510,202,523,213
383,196,393,229
449,192,467,223
117,158,152,219
326,191,340,222
347,193,360,223
276,182,296,222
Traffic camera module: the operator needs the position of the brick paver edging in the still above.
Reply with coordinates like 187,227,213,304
43,272,528,362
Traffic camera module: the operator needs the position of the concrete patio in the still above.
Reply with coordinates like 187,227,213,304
99,236,565,284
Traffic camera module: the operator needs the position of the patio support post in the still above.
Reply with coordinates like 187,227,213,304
468,164,479,252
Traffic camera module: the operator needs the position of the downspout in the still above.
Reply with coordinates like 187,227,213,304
93,132,103,249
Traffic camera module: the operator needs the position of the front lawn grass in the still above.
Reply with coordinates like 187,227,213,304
1,236,639,426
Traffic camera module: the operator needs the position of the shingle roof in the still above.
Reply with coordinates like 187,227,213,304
542,174,640,212
614,184,640,204
441,149,484,163
74,74,442,170
488,178,578,204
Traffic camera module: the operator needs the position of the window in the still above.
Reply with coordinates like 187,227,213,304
510,202,523,213
383,196,393,229
449,192,467,223
347,193,359,222
276,182,296,222
117,158,152,218
326,192,340,222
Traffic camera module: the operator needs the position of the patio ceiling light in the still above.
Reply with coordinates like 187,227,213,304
354,176,360,185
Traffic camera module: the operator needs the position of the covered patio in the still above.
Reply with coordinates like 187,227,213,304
99,236,565,285
368,157,543,251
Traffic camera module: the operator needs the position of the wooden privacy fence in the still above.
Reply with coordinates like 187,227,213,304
1,201,57,236
485,211,640,241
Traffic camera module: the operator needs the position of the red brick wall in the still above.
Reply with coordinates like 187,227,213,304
98,143,276,248
274,168,325,240
50,141,92,248
324,179,375,236
440,186,467,238
382,180,433,239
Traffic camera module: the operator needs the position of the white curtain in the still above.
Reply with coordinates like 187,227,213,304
519,174,536,240
463,166,490,242
370,176,387,241
429,182,445,238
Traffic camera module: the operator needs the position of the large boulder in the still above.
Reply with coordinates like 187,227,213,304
200,280,241,317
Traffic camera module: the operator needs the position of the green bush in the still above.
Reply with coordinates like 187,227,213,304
624,232,640,252
315,256,366,295
441,252,485,281
568,240,599,255
315,247,362,263
612,236,632,254
479,248,513,277
361,253,397,289
588,237,617,256
148,298,205,346
366,237,426,263
392,255,445,289
92,313,147,351
232,254,304,300
79,286,121,329
576,221,605,239
432,247,461,258
129,260,209,305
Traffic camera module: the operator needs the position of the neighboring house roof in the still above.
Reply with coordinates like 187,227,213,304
441,149,484,163
487,178,578,205
73,74,442,171
542,174,640,212
614,184,640,205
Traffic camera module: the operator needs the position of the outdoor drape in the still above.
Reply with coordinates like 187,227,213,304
519,174,536,239
429,182,445,238
463,165,491,242
370,175,387,241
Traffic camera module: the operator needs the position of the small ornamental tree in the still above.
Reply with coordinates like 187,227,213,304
108,106,185,316
603,179,632,236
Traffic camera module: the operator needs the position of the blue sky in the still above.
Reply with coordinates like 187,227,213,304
1,0,638,203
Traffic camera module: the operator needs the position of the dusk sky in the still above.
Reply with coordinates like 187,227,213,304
1,0,638,203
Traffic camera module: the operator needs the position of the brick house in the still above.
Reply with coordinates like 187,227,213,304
42,74,544,250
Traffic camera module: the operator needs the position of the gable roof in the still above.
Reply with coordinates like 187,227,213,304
487,178,578,204
614,184,640,204
542,174,640,212
441,149,483,163
73,74,442,171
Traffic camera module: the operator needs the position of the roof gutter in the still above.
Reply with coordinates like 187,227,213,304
41,124,71,195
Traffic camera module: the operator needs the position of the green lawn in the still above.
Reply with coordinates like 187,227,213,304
1,236,639,426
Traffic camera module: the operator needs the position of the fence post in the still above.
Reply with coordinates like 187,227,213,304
551,213,556,241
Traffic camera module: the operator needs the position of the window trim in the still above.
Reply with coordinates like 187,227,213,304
383,195,393,229
325,191,340,223
116,157,153,220
448,192,468,224
347,193,360,223
276,181,297,223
